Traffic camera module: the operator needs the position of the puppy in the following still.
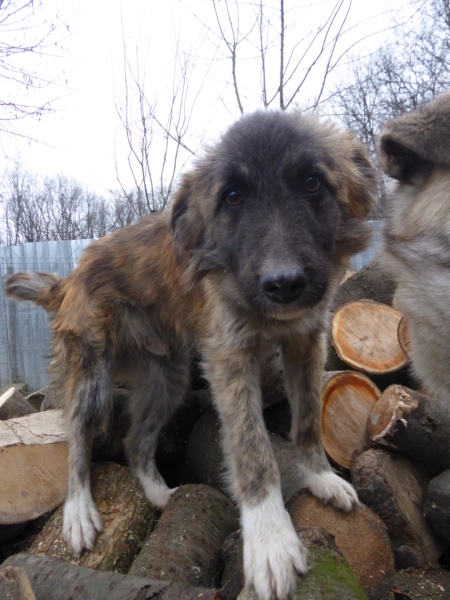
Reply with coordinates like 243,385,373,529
6,110,376,599
379,92,450,404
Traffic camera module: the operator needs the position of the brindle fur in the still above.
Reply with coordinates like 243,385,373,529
6,110,376,600
379,92,450,405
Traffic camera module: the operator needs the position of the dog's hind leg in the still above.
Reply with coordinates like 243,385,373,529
124,350,190,509
282,331,358,511
62,353,112,553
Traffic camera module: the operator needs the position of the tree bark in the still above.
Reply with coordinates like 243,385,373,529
331,258,396,311
369,385,450,470
2,553,222,600
423,470,450,545
0,566,36,600
351,448,444,568
129,484,238,588
28,462,158,574
321,371,381,469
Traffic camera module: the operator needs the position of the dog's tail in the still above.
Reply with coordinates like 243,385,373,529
5,272,64,314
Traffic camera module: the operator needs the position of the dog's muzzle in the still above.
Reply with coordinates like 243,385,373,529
260,268,306,304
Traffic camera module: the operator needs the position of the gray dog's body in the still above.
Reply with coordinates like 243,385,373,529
6,110,376,599
379,92,450,404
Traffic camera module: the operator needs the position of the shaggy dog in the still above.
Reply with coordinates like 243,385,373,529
379,92,450,405
6,110,376,599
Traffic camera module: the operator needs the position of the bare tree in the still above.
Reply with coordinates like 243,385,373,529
331,0,450,158
0,0,69,139
1,164,116,244
114,22,201,214
206,0,396,113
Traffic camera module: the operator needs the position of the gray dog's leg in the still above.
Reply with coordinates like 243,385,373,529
125,350,190,509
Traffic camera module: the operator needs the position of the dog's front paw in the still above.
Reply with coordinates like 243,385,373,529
63,489,103,553
305,470,359,512
242,488,307,600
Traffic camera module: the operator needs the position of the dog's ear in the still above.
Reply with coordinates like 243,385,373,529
378,136,431,183
170,171,206,253
378,91,450,182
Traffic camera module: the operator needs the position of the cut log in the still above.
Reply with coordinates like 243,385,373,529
423,470,450,545
331,257,396,311
24,389,48,412
321,371,381,469
287,491,394,596
341,268,357,284
351,448,444,568
221,530,244,600
235,527,368,600
129,484,238,587
2,552,222,600
382,568,450,600
28,462,158,573
369,385,450,470
294,527,368,600
331,300,408,374
397,315,411,358
0,566,36,600
0,388,37,420
0,409,67,524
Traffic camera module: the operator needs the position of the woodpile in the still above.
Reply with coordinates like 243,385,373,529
1,259,450,599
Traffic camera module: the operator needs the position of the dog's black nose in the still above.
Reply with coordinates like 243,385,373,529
261,269,306,304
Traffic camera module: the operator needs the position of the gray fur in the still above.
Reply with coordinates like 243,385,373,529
379,92,450,404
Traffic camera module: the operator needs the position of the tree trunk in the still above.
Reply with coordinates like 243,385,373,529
28,462,158,574
369,385,450,470
321,371,381,469
331,300,408,374
351,448,444,568
2,553,222,600
0,409,67,524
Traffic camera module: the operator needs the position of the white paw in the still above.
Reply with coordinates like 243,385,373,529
63,488,103,553
242,487,307,600
136,468,177,510
305,470,359,512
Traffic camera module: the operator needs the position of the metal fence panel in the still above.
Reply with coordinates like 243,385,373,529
0,239,93,392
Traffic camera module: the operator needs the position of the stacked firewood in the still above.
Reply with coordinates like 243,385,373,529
1,258,450,599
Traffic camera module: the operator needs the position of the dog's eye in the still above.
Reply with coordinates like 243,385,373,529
222,188,243,208
304,175,322,195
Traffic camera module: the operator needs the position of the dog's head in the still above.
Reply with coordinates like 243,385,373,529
171,110,376,317
378,91,450,185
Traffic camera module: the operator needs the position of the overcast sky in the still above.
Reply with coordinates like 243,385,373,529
1,0,410,196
